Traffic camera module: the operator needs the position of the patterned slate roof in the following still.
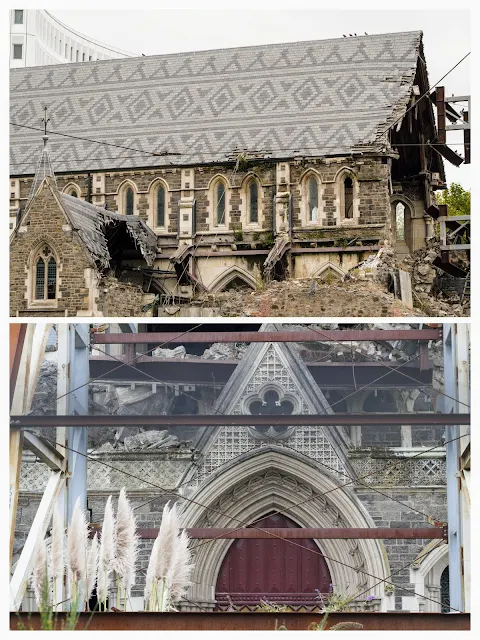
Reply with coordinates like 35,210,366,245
10,31,423,175
58,192,157,269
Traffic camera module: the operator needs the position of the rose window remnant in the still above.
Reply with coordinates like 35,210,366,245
247,388,295,440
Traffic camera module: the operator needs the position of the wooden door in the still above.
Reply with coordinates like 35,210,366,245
215,513,331,611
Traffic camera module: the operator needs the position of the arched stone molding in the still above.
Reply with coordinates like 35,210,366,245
312,261,346,280
180,447,390,611
62,182,82,198
146,177,171,231
240,172,263,229
333,167,359,225
207,174,230,229
299,168,323,226
409,542,448,612
208,266,258,292
390,195,415,252
114,179,138,216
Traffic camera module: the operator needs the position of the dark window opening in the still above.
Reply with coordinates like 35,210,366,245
344,177,353,218
308,177,318,221
216,182,226,225
440,567,450,613
35,248,56,301
156,186,165,227
249,181,258,223
35,258,45,300
47,259,57,299
125,187,134,215
14,10,24,24
13,44,23,59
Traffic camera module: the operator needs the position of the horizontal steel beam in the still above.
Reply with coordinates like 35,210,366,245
10,612,471,631
11,413,469,428
121,527,445,540
91,329,442,345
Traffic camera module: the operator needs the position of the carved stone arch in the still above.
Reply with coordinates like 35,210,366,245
62,182,82,198
409,542,448,612
334,167,359,224
147,177,170,230
313,261,346,281
207,174,230,227
26,236,61,306
240,172,263,227
180,447,390,611
390,195,414,253
208,266,258,292
115,179,138,216
26,234,62,268
299,168,323,225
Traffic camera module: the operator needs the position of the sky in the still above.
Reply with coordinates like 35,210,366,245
47,5,472,190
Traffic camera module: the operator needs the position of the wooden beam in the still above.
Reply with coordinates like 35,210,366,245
9,429,24,567
22,431,65,472
10,472,64,612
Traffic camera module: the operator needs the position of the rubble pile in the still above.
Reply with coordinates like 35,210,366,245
197,278,421,317
400,239,469,317
285,323,424,363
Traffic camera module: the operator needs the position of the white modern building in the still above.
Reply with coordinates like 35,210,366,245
9,9,135,68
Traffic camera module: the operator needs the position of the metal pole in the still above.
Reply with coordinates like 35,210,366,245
443,323,463,612
66,324,90,521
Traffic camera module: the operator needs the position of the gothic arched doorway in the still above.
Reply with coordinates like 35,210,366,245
215,513,331,611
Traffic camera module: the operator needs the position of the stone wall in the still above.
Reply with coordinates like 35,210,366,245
10,182,94,316
354,489,447,610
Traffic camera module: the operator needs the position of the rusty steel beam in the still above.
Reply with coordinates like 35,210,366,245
115,527,446,540
11,612,471,631
91,329,442,345
10,413,469,428
10,324,27,408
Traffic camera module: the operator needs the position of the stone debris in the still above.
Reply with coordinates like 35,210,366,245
201,342,249,360
151,345,188,358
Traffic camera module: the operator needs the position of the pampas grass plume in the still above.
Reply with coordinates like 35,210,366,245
31,537,48,608
66,498,88,586
85,533,99,603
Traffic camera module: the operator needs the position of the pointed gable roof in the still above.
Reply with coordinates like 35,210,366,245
10,31,432,175
13,173,157,271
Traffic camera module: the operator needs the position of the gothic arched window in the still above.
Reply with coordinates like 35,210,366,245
35,246,57,300
308,176,319,222
125,187,134,216
156,185,165,227
248,181,259,224
344,177,353,218
215,181,226,225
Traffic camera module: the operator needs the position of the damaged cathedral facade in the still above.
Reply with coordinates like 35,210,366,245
10,31,445,317
14,325,451,613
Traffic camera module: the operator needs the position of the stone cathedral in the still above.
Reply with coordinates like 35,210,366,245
10,31,445,317
14,325,450,613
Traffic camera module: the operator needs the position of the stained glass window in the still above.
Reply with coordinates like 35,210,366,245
308,177,318,221
157,185,165,227
440,567,450,613
35,258,45,300
125,187,134,216
47,259,57,299
249,182,258,223
216,182,226,225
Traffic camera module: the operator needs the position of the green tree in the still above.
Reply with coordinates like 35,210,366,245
436,183,470,217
